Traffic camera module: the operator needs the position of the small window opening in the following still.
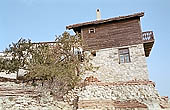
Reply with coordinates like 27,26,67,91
91,51,96,56
119,48,130,63
77,51,84,62
89,28,95,33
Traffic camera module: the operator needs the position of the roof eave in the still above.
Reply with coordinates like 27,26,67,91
66,12,144,30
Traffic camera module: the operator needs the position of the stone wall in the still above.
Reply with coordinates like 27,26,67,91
78,83,159,102
0,81,72,110
82,44,149,82
0,95,72,110
64,81,170,110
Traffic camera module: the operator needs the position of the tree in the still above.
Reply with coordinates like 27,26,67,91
26,32,88,98
26,32,83,89
0,32,90,98
0,38,32,79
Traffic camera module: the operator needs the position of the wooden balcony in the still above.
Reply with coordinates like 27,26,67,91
142,31,155,57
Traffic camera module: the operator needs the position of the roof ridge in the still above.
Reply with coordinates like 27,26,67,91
66,12,144,29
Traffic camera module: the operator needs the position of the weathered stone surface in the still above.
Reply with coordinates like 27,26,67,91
0,81,72,110
83,44,149,82
64,43,170,109
64,81,170,110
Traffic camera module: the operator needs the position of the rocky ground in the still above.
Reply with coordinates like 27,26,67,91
0,77,170,110
0,77,72,110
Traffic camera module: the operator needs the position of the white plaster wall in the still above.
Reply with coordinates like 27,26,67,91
0,72,16,79
0,69,27,79
83,44,149,82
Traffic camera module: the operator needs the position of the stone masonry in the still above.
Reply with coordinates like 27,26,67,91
64,78,170,110
0,81,72,110
64,11,170,109
64,44,170,110
82,44,148,82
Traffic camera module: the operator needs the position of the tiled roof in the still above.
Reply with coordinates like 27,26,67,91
66,12,144,29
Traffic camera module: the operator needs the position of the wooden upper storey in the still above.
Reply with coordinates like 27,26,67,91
80,18,142,50
66,12,154,57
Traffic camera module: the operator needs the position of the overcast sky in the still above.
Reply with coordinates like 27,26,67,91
0,0,170,97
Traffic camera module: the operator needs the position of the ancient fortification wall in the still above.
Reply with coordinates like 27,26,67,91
0,81,72,110
64,81,170,110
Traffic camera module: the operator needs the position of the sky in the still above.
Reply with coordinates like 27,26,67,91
0,0,170,97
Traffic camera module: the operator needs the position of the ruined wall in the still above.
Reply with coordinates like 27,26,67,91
82,44,149,82
0,82,72,110
64,81,170,110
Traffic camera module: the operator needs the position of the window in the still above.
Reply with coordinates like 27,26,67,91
91,51,96,56
75,50,84,62
119,48,130,63
89,28,95,33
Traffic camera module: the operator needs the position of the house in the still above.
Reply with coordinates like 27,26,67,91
66,10,170,110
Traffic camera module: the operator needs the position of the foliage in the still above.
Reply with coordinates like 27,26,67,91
0,38,32,77
0,32,89,97
26,32,83,88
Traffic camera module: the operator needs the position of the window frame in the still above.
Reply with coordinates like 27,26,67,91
89,28,95,34
91,50,96,56
118,48,131,64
